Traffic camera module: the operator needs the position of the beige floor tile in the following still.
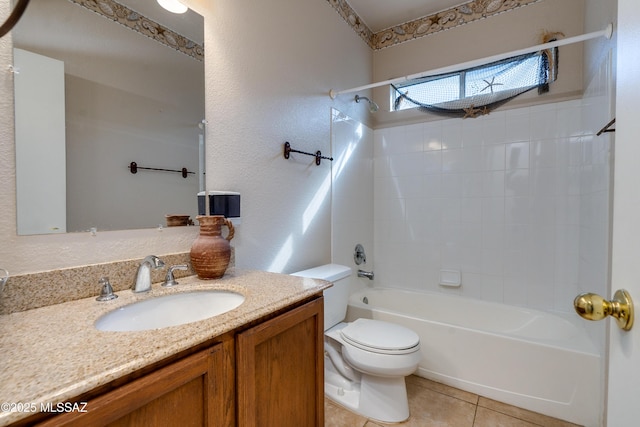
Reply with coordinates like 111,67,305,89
374,380,476,427
473,406,543,427
325,399,368,427
325,377,579,427
477,397,581,427
407,375,479,405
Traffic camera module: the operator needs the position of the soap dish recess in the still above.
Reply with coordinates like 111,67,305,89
439,270,461,287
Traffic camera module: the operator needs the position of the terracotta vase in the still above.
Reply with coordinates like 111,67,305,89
190,215,235,279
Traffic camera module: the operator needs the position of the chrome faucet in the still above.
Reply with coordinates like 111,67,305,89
357,269,374,280
133,255,165,293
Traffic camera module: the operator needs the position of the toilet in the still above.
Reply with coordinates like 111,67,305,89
291,264,420,423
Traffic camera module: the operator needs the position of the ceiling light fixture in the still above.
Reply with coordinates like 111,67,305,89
157,0,188,14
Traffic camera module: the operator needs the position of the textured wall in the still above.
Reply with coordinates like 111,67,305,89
203,0,372,273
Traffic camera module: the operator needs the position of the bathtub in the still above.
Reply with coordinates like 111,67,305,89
346,288,602,427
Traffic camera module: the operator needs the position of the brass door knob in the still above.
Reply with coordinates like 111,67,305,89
574,289,634,331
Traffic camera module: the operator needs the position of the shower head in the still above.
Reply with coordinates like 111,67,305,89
355,95,379,113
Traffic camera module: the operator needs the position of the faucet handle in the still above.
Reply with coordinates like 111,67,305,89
162,265,188,287
96,277,118,301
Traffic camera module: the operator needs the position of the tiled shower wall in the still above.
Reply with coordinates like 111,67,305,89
373,85,611,315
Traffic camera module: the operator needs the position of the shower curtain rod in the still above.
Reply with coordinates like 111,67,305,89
329,23,613,99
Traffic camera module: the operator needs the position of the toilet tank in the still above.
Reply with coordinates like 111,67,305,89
291,264,352,331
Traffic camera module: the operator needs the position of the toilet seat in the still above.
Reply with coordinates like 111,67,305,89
340,318,419,355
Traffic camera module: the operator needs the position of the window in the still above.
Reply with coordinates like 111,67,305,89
392,50,556,117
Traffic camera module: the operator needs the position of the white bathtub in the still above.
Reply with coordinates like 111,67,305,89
346,288,602,427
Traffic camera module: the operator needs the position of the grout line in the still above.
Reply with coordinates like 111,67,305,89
471,403,479,426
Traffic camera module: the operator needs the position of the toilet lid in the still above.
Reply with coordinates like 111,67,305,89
340,318,420,355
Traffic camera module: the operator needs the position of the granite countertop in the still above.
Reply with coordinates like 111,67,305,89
0,269,330,426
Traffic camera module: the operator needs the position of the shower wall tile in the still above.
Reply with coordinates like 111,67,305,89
404,123,425,151
482,171,505,197
424,150,442,173
530,140,557,168
482,145,506,170
482,197,504,223
481,275,504,301
441,122,463,150
462,120,484,147
373,96,611,315
504,109,531,142
482,114,507,145
424,123,443,151
505,170,529,196
556,99,584,137
392,175,423,198
505,142,529,169
503,276,528,306
423,174,441,198
530,105,558,140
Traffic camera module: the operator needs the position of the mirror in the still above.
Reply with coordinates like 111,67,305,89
12,0,205,235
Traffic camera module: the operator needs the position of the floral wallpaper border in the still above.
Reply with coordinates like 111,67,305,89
68,0,204,61
328,0,543,50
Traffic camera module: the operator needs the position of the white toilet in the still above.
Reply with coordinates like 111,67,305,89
292,264,420,423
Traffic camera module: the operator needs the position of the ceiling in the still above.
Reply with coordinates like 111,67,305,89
347,0,467,32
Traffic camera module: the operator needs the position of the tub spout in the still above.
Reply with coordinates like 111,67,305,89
358,269,374,280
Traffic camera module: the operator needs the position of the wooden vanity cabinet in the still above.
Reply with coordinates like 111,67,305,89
36,344,229,427
26,296,324,427
236,296,324,427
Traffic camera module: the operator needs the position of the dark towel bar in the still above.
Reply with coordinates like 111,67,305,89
129,161,194,178
283,142,333,166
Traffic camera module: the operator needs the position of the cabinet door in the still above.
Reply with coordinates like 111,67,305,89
37,344,226,427
236,297,324,427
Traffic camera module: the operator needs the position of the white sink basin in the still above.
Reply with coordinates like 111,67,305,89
95,290,245,332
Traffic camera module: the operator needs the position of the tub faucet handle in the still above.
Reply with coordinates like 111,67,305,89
354,244,367,265
162,264,188,287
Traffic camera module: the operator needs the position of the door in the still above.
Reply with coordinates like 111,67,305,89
607,1,640,425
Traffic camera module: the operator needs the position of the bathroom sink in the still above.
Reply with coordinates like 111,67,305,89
95,290,245,332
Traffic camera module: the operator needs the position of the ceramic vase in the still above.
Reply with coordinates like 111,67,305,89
190,215,235,279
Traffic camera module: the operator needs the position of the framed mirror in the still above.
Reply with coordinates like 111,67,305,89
12,0,205,235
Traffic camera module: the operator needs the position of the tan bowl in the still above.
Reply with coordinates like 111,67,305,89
165,214,191,227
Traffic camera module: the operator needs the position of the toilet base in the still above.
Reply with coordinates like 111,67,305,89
325,354,410,423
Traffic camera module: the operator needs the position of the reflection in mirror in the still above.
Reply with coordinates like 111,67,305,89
12,0,205,235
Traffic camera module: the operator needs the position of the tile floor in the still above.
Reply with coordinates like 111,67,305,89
325,375,582,427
